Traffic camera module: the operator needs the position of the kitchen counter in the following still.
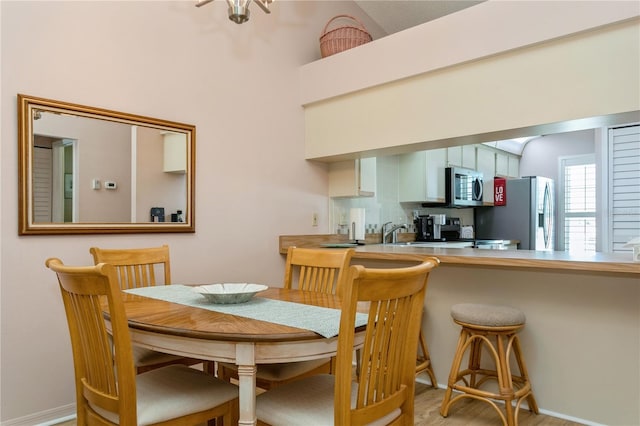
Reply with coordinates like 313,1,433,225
279,234,639,424
279,234,639,276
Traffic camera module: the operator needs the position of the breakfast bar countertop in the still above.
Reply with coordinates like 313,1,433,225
279,235,640,276
281,234,639,426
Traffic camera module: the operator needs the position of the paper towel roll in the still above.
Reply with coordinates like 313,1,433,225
349,208,366,241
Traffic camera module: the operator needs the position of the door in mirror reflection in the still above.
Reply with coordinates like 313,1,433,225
32,135,76,223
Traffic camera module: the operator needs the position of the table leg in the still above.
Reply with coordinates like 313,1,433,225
236,342,257,426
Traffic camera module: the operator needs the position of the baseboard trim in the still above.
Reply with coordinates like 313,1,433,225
1,404,75,426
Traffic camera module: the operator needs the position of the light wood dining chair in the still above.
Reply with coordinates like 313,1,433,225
255,257,440,425
46,258,239,426
90,245,211,374
89,245,172,290
218,246,355,390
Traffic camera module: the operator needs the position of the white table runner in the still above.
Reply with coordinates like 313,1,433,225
125,285,368,338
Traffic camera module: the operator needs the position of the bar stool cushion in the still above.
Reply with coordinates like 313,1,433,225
451,303,525,327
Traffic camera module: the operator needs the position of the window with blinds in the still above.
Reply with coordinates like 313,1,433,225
560,155,596,253
609,126,640,252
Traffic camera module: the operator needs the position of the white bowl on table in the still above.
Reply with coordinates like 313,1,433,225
192,283,268,304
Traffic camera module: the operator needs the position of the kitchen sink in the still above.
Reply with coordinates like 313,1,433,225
387,241,475,248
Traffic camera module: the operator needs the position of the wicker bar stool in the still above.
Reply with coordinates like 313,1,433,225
440,303,539,426
416,329,437,386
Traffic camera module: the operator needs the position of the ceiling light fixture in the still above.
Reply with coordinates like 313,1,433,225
196,0,274,24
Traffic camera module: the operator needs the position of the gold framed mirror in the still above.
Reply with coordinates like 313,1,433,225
18,94,195,235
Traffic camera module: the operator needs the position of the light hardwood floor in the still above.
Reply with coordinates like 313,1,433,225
54,381,584,425
413,382,583,426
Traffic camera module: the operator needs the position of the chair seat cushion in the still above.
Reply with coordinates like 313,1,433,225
451,303,525,327
256,374,400,426
91,365,238,425
220,358,330,381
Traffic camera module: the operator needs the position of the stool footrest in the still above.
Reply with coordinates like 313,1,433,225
452,381,533,401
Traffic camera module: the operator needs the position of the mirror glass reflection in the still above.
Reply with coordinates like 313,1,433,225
19,94,195,235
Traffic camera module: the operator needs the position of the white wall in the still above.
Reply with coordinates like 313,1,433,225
515,130,598,252
136,127,187,223
422,265,639,426
300,1,640,106
520,130,596,181
0,1,385,422
302,3,640,161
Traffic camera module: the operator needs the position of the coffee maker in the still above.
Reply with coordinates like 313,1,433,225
414,215,433,241
415,215,445,241
414,215,461,242
441,217,462,240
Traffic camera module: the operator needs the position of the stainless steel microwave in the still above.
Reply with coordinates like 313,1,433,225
421,167,484,208
445,167,484,207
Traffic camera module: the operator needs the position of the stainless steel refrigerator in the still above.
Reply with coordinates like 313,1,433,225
474,176,555,250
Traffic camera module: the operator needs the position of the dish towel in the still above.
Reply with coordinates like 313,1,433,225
125,285,368,338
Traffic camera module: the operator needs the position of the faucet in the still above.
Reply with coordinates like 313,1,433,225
381,222,408,244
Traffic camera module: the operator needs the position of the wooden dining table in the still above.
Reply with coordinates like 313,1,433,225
105,286,366,426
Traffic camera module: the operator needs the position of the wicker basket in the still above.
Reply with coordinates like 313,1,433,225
319,15,372,58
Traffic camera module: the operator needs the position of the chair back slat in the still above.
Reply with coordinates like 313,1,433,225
284,247,354,296
334,258,439,425
90,245,171,290
46,258,137,424
217,246,354,390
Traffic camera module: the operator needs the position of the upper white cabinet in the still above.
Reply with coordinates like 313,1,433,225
496,152,508,177
328,158,376,197
447,145,476,169
508,155,520,178
479,146,520,204
476,146,496,205
496,151,520,178
163,133,187,173
398,148,447,202
398,145,507,203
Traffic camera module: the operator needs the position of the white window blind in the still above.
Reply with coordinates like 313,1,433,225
609,126,640,252
561,155,596,253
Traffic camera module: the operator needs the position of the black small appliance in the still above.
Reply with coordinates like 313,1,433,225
441,217,462,240
414,215,462,242
414,215,434,241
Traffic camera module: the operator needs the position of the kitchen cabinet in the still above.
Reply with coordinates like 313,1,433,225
495,151,520,178
328,158,376,197
496,152,508,176
398,148,447,202
476,146,496,205
447,145,476,169
163,133,187,173
508,155,520,178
